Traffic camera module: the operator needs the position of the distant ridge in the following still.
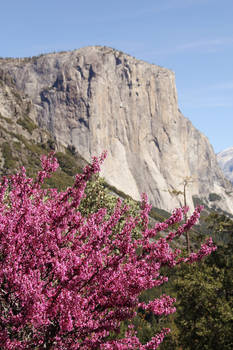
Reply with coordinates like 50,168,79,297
217,147,233,184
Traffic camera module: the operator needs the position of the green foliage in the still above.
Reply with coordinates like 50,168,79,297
208,192,221,202
1,142,18,169
0,130,85,191
79,177,143,240
44,170,75,191
205,212,233,245
79,177,117,217
1,118,232,349
129,213,233,350
69,177,233,349
149,207,171,221
16,115,37,133
55,152,82,176
13,141,22,152
173,248,233,350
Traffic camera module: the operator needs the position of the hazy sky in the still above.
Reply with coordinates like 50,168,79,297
1,0,233,153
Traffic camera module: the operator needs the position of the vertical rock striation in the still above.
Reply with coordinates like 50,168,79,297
1,46,232,214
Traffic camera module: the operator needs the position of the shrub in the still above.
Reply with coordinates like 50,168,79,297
208,193,221,202
16,115,37,133
0,152,216,349
1,142,18,170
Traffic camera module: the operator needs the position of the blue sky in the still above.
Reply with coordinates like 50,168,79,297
1,0,233,153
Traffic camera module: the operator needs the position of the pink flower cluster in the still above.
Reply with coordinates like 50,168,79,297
0,152,216,349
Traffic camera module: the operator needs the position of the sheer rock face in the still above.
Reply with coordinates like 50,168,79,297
0,68,46,144
217,147,233,184
1,46,233,214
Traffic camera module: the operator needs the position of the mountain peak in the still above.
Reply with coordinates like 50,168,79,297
1,46,233,215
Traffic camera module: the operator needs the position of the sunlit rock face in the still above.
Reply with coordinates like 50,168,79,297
1,46,233,214
217,147,233,184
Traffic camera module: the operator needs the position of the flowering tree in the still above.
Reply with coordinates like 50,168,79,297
0,152,216,349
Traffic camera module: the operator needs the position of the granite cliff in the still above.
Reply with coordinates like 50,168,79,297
0,68,87,188
1,46,232,214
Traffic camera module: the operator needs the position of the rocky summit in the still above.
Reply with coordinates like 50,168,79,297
0,46,233,214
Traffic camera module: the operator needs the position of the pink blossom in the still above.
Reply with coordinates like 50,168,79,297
0,151,216,349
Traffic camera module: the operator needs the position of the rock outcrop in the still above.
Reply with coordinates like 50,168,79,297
1,46,232,214
217,147,233,184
